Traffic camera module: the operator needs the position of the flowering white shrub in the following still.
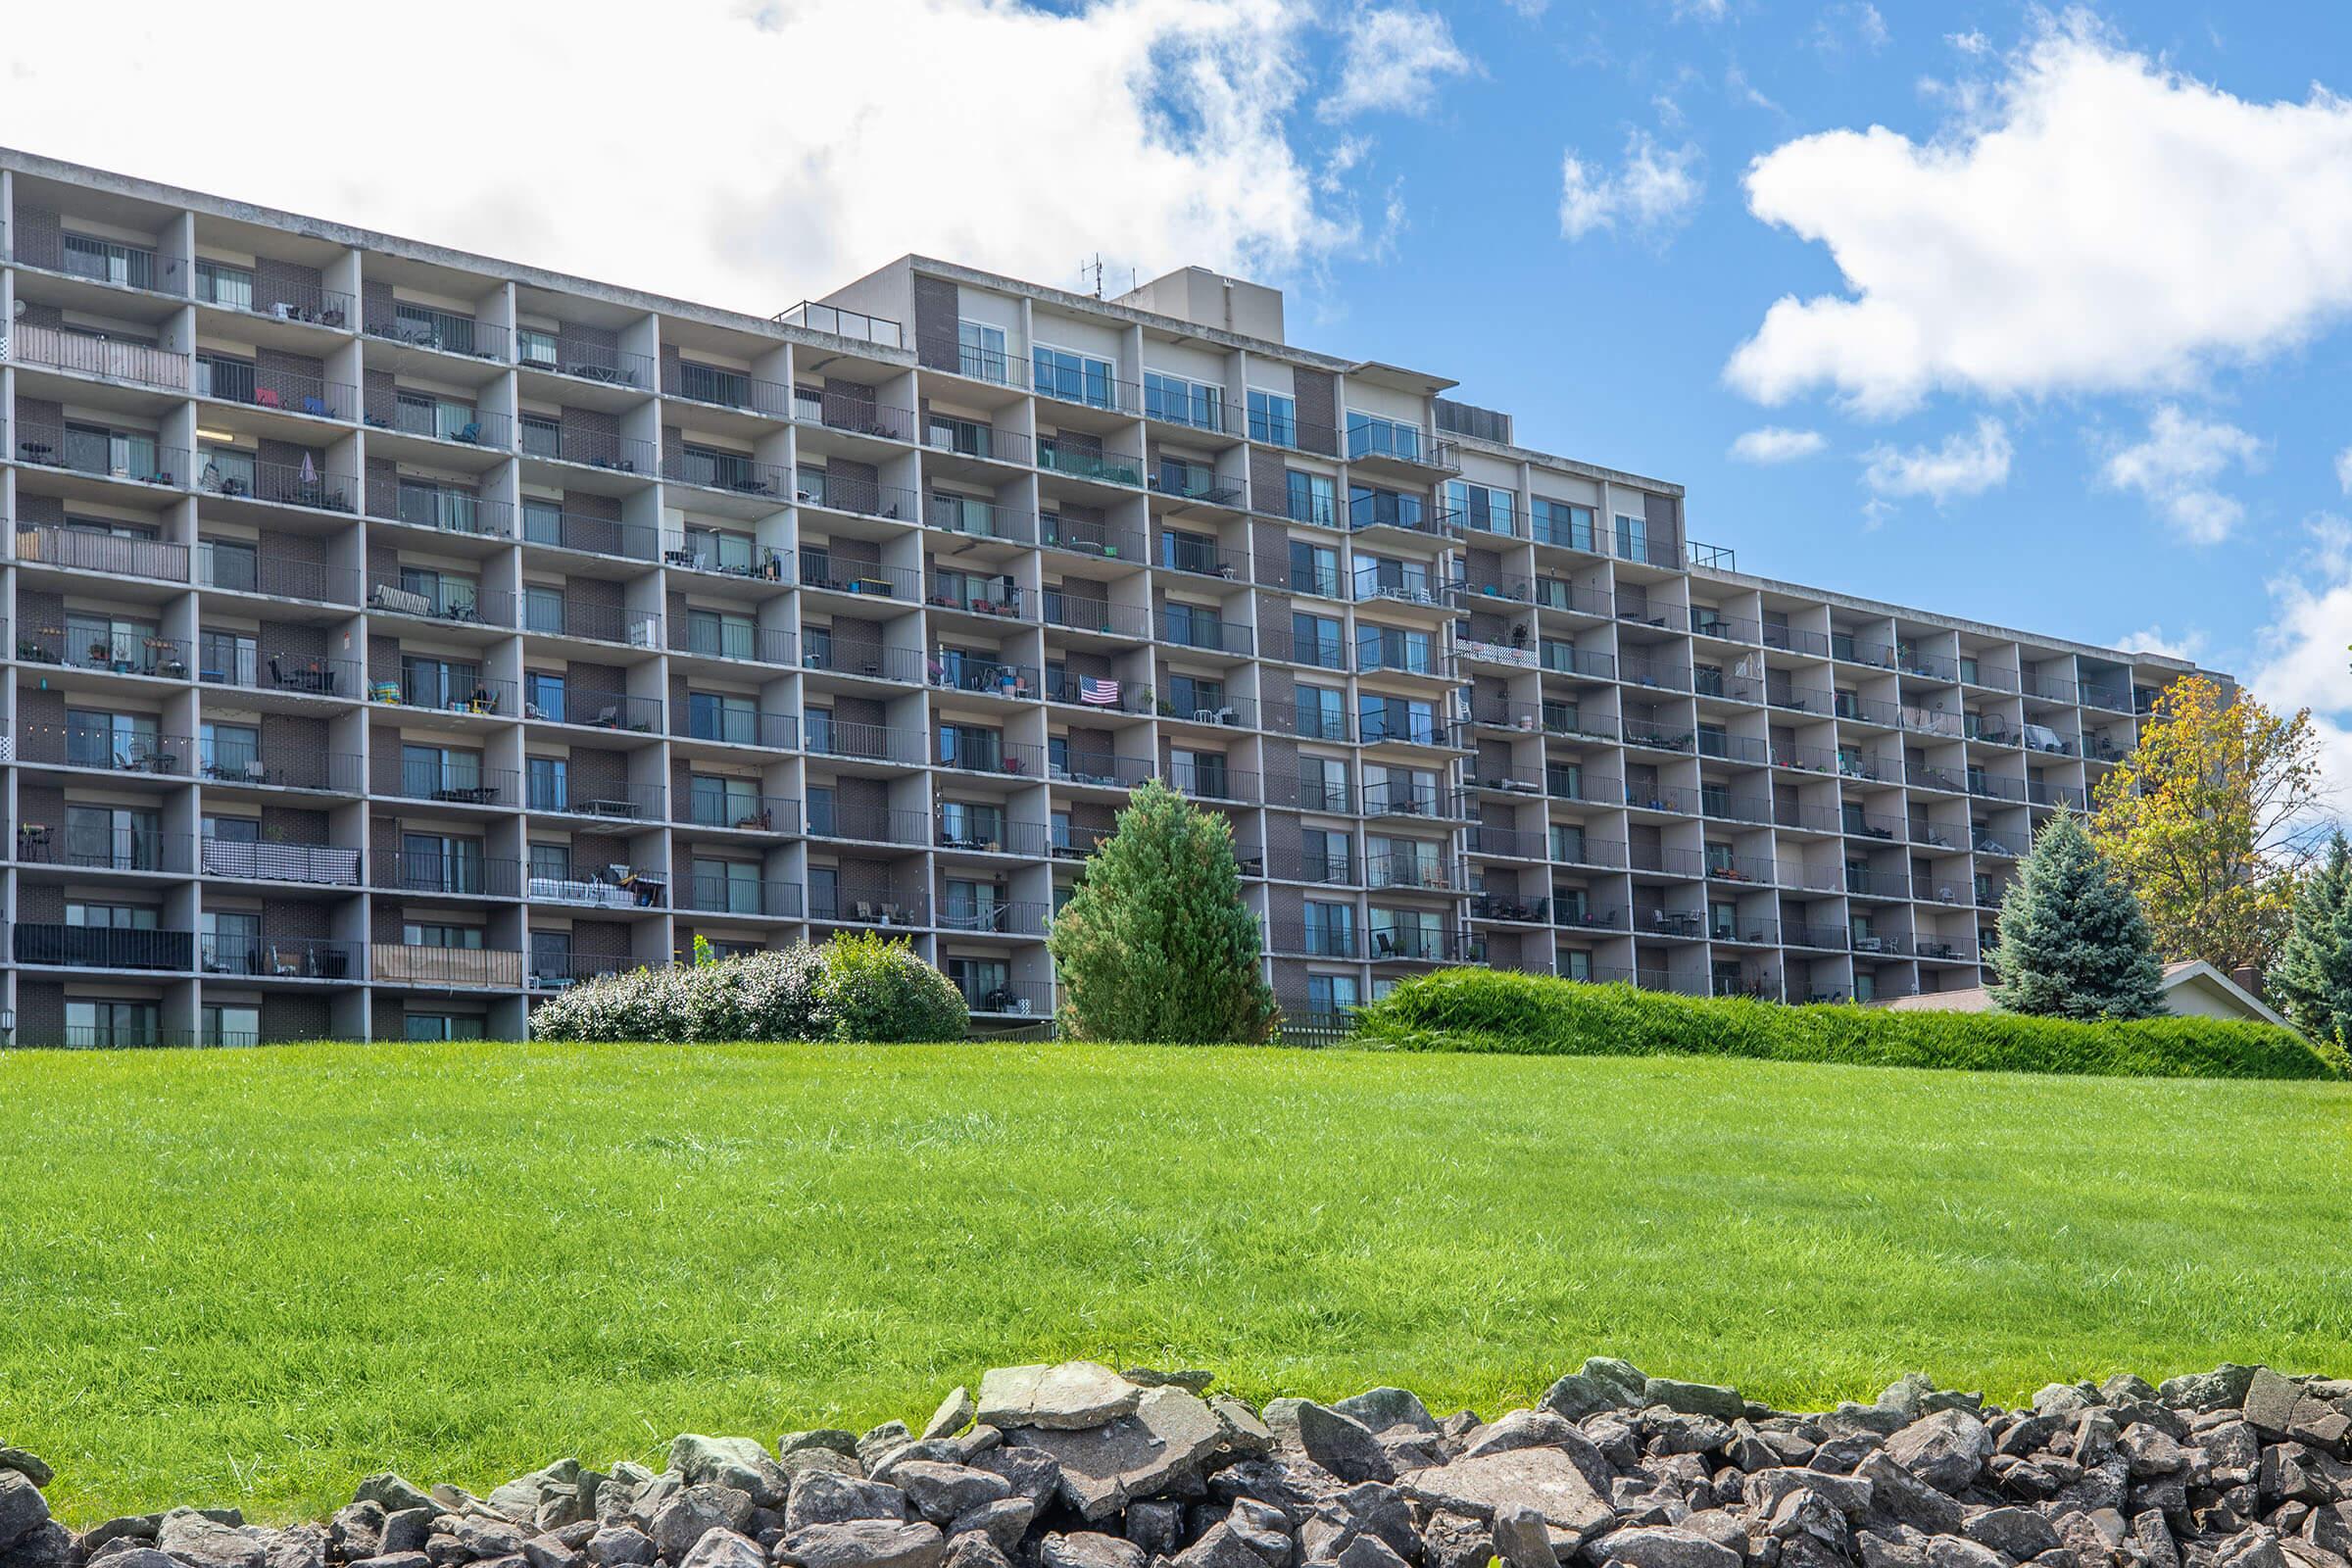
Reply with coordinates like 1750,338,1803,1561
530,941,964,1043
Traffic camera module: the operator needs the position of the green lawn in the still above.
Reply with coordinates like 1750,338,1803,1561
4,1041,2348,1527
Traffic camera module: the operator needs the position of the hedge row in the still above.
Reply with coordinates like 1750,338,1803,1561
529,935,967,1044
1350,969,2350,1080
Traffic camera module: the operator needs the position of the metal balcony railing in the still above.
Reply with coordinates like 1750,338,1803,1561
1366,855,1458,892
520,424,658,474
366,307,509,360
11,922,194,971
527,953,645,991
1039,594,1150,639
373,671,518,717
373,943,525,988
373,402,512,452
19,626,189,679
14,824,190,873
193,457,356,513
525,689,662,732
199,274,354,328
391,760,519,808
667,619,795,665
1164,761,1257,802
24,724,194,774
1552,837,1631,869
1052,751,1156,788
931,656,1043,701
927,578,1028,618
203,748,365,793
1541,645,1614,680
817,806,932,847
196,362,356,421
525,511,661,561
677,791,801,834
671,371,793,421
1263,628,1349,670
678,709,800,750
1368,924,1469,962
1558,906,1629,933
1545,772,1623,808
1262,700,1353,743
520,599,663,649
1050,823,1114,860
197,838,362,887
1039,515,1146,561
1155,612,1253,656
1266,920,1364,959
797,556,917,600
16,525,190,581
774,301,904,349
1622,655,1690,693
808,888,927,926
368,577,514,627
805,642,927,686
1762,623,1833,658
959,978,1052,1017
377,852,524,899
14,425,189,486
1707,855,1778,887
524,778,667,823
796,471,919,520
517,337,655,389
937,734,1047,778
11,321,188,389
925,419,1031,466
926,493,1035,545
937,899,1052,936
664,450,790,498
197,547,362,606
1469,894,1550,923
806,719,926,765
1362,782,1458,818
384,486,513,538
203,933,362,980
1038,442,1145,487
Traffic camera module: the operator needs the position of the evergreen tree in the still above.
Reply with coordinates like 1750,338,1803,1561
1047,779,1280,1043
1990,808,2165,1020
2271,830,2352,1047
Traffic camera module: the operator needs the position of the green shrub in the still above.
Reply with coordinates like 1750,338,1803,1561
1351,969,2349,1081
815,932,968,1043
530,938,965,1044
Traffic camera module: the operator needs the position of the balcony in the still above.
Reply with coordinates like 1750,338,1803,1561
11,321,188,391
784,384,906,432
958,978,1052,1017
798,556,918,601
196,363,357,423
1622,655,1691,693
664,449,789,499
809,889,929,927
797,471,918,521
391,760,521,808
677,792,801,834
1690,609,1763,643
938,900,1052,937
1039,594,1151,639
1845,869,1910,900
13,426,188,488
1038,442,1144,487
1347,493,1457,540
518,337,655,390
1052,751,1156,789
774,301,905,350
1552,837,1631,870
520,424,658,474
926,493,1035,545
372,402,514,452
525,689,662,733
385,487,514,539
198,838,362,886
528,865,667,910
524,600,664,650
1541,645,1614,681
1158,536,1244,580
678,709,801,750
1040,515,1146,562
672,620,800,667
805,642,926,686
1160,695,1257,730
10,923,194,971
1345,416,1458,475
930,656,1043,702
1150,461,1245,509
368,577,515,628
14,824,191,873
202,934,362,980
198,548,362,606
1267,921,1363,959
806,719,925,765
1354,573,1449,612
1357,640,1448,680
1366,855,1458,893
365,307,510,361
372,668,516,717
527,779,667,823
23,725,195,776
200,749,366,793
1262,700,1353,743
938,734,1046,778
1155,612,1253,657
938,815,1052,857
377,852,524,899
19,627,189,680
526,512,662,562
197,274,354,330
1363,782,1458,819
927,577,1028,619
1165,761,1257,803
817,806,932,847
1546,772,1623,808
373,943,525,988
1762,623,1833,658
16,525,189,582
1469,894,1550,923
925,418,1032,467
1050,823,1114,860
1464,823,1546,860
1368,925,1470,963
1707,855,1778,887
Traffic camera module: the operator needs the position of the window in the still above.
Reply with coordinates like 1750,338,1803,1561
1359,695,1438,745
938,723,1003,772
195,259,255,311
201,534,260,593
400,834,486,895
200,721,261,779
529,843,572,882
195,353,257,404
1346,412,1420,463
395,389,479,442
67,901,160,930
1145,370,1221,431
1959,656,1981,685
1165,674,1227,719
679,361,751,407
689,692,757,745
1296,685,1348,742
199,443,258,495
946,956,1012,1009
684,523,758,573
1285,539,1338,598
1249,390,1298,446
1161,601,1222,649
1357,626,1433,675
939,800,1006,850
686,608,757,660
1532,498,1595,551
1614,512,1650,563
1354,555,1433,604
527,756,568,812
63,233,155,289
1348,484,1423,532
807,785,836,838
928,413,992,459
1300,827,1350,883
1300,755,1350,814
202,1004,261,1048
680,442,759,490
691,774,763,828
942,880,1004,932
394,302,479,354
396,478,484,533
1291,612,1344,669
1286,470,1337,528
1303,902,1356,957
691,858,763,914
1444,479,1517,536
1371,906,1444,958
957,319,1009,382
516,327,560,368
399,565,479,619
519,412,562,458
66,1001,160,1049
1171,749,1228,798
405,1014,486,1042
1304,973,1359,1019
1550,823,1587,863
402,743,483,801
66,709,159,769
1034,345,1116,408
526,671,566,722
201,910,261,974
1561,950,1592,982
524,585,565,634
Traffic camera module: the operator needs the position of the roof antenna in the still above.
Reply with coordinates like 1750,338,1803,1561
1083,254,1104,299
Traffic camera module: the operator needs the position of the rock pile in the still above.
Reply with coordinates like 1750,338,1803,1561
7,1359,2352,1568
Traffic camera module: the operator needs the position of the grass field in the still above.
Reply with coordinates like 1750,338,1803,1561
4,1041,2348,1526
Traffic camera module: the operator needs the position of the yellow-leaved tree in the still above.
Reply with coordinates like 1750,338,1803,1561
2089,675,2325,976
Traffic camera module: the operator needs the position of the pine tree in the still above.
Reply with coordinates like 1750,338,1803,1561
1990,808,2165,1020
2270,830,2352,1047
1047,779,1280,1043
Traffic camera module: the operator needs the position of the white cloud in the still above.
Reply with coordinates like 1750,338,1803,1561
1729,426,1828,463
2098,405,2265,544
1860,416,2013,505
2335,444,2352,495
0,0,1377,315
1812,3,1888,54
1726,15,2352,415
1947,28,1991,55
1502,0,1549,17
1664,0,1730,20
1324,5,1476,121
1559,131,1704,240
2115,625,2209,662
2252,518,2352,815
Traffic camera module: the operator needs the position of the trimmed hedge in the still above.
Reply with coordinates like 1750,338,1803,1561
1351,969,2350,1081
531,935,966,1044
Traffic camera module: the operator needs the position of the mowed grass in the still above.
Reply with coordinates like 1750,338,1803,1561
3,1042,2349,1526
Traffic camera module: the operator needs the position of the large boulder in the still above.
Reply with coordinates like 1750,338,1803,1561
1885,1411,1993,1494
1005,1387,1224,1520
649,1486,754,1563
785,1473,906,1533
1398,1447,1614,1550
977,1365,1143,1432
888,1464,1007,1527
1294,1405,1394,1486
670,1440,788,1510
0,1475,47,1555
1642,1380,1745,1424
776,1520,946,1568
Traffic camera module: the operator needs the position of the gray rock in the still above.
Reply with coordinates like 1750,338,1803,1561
889,1465,1007,1527
1332,1391,1436,1437
1964,1508,2060,1560
3,1519,72,1568
1005,1387,1224,1520
776,1521,946,1568
455,1518,528,1560
923,1391,976,1444
1398,1446,1614,1549
1582,1359,1650,1407
1169,1522,1266,1568
383,1511,435,1556
650,1486,754,1563
676,1529,764,1568
780,1452,863,1485
1460,1410,1575,1462
943,1498,1031,1553
520,1535,580,1568
1228,1498,1294,1567
330,1505,386,1563
976,1364,1143,1432
671,1440,789,1510
1596,1526,1741,1568
489,1463,586,1529
1210,1396,1276,1457
1538,1376,1616,1424
2245,1370,2352,1449
348,1557,431,1568
969,1448,1060,1518
1417,1513,1494,1568
1489,1507,1554,1568
266,1527,326,1568
1295,1405,1394,1486
858,1427,914,1476
0,1455,50,1493
94,1552,178,1568
1119,1499,1186,1560
2119,1426,2186,1478
1643,1380,1745,1424
784,1473,906,1533
1743,1469,1874,1519
158,1513,266,1568
584,1527,655,1568
0,1477,47,1557
356,1480,439,1518
83,1519,164,1553
1886,1412,1992,1494
1855,1452,1961,1536
939,1538,1008,1568
2158,1366,2259,1412
1923,1539,2005,1568
1039,1534,1147,1568
780,1434,863,1460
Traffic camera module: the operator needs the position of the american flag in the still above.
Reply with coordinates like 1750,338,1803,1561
1078,677,1121,706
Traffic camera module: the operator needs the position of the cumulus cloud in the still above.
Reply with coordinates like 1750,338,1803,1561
2098,405,2266,544
1860,416,2013,505
1324,5,1476,121
2336,445,2352,494
0,0,1386,314
1559,131,1704,240
2252,518,2352,814
2115,625,2209,662
1726,15,2352,415
1729,426,1828,463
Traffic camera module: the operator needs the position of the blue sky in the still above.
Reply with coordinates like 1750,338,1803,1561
5,0,2348,798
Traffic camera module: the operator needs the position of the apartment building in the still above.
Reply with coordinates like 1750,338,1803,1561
0,150,2214,1046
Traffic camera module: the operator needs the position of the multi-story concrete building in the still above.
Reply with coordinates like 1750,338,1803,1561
0,149,2218,1046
